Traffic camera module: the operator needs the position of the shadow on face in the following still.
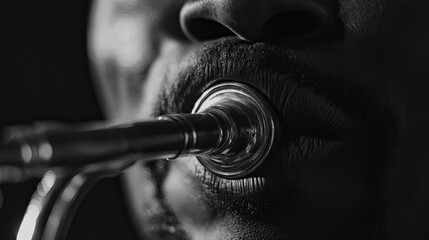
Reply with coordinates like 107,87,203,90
87,0,428,239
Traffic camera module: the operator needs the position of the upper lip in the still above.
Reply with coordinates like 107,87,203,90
155,38,359,141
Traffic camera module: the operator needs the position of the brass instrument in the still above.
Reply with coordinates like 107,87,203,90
0,82,280,240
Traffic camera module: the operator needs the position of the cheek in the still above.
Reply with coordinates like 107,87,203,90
88,1,160,118
162,158,280,240
339,0,385,44
162,158,226,239
109,17,155,69
89,1,159,69
162,138,375,238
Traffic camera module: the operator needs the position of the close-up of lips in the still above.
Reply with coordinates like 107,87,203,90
0,0,428,240
115,38,395,239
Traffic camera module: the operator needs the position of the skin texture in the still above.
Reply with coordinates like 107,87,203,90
87,0,413,239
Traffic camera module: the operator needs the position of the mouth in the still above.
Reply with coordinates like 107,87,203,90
151,39,371,198
136,38,395,239
155,39,358,137
159,40,363,146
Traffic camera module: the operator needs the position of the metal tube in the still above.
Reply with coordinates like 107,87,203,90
0,113,223,168
0,82,280,179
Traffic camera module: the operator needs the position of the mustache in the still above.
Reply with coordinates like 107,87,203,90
154,38,376,124
154,39,399,144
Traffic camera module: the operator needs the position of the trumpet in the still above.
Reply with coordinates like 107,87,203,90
0,82,280,240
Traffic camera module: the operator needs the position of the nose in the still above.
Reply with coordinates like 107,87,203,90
180,0,339,43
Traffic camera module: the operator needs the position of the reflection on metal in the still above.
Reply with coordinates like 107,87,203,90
16,165,127,240
0,82,279,180
20,142,32,164
41,175,86,240
17,171,57,240
8,82,280,239
38,172,56,197
17,202,40,240
41,174,97,240
192,82,279,178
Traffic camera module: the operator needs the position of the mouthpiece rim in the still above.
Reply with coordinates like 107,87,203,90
192,81,280,179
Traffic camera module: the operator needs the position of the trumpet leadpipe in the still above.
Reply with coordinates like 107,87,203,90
0,82,280,179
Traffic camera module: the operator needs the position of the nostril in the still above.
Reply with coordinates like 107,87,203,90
180,1,340,44
261,11,325,40
184,18,236,42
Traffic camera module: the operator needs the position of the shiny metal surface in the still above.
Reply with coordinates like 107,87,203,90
192,82,280,178
17,161,131,240
0,82,280,179
2,82,280,240
0,114,222,169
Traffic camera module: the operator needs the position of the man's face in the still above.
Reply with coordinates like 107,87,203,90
88,0,401,239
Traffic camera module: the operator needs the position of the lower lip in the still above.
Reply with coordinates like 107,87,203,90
172,77,354,199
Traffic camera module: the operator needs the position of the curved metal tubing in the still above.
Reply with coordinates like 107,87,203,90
8,82,280,240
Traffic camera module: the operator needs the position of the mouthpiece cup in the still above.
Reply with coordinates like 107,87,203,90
192,82,280,179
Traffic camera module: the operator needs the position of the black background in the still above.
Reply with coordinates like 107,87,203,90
0,1,428,240
0,1,138,239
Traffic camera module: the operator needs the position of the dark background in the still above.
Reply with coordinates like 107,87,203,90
0,1,138,239
0,1,427,240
